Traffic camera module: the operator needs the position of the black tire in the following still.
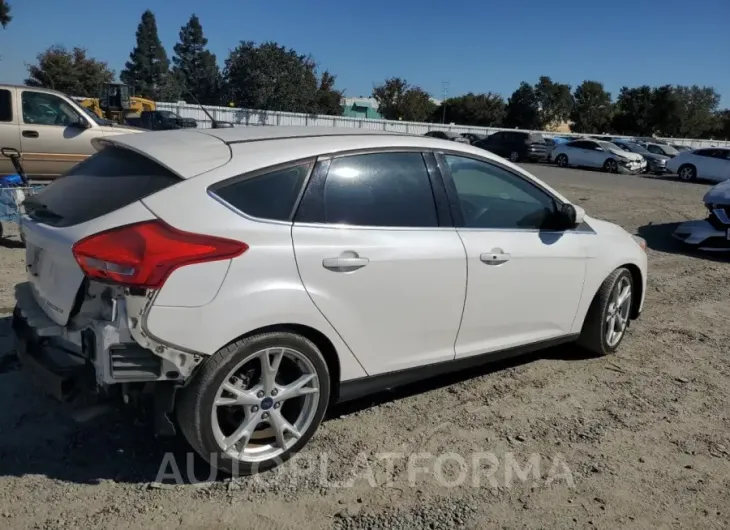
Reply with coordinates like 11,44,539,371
508,151,520,163
0,222,4,241
555,154,568,168
577,267,634,356
603,158,618,173
176,331,331,475
677,164,697,181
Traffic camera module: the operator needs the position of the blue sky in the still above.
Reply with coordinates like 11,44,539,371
1,0,729,105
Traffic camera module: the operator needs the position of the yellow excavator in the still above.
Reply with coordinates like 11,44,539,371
80,83,156,124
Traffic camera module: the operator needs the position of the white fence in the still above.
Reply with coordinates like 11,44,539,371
70,99,714,149
156,101,729,149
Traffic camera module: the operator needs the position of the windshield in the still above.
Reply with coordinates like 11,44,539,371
599,141,622,151
158,111,180,119
658,144,678,155
622,142,649,154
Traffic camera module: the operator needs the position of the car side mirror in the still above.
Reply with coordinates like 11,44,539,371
73,117,91,129
558,203,584,229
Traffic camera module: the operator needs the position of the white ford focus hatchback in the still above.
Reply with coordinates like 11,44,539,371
13,127,648,474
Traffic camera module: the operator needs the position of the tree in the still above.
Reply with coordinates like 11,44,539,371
435,92,505,127
612,86,654,136
672,85,721,138
172,14,221,105
534,76,573,130
649,85,682,137
25,45,114,96
372,78,436,122
503,82,540,130
570,81,613,133
0,0,11,28
223,41,319,112
316,70,344,115
121,10,177,101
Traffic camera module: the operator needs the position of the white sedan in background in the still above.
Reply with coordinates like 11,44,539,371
550,139,646,174
666,147,730,182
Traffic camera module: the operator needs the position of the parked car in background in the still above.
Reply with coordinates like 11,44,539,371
461,133,488,144
640,142,679,158
0,84,142,180
673,179,730,251
125,110,197,131
666,147,730,182
13,126,647,475
473,130,549,162
424,130,470,143
550,139,646,174
612,140,670,174
671,145,693,153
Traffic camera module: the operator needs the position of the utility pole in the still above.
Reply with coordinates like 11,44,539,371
441,81,449,124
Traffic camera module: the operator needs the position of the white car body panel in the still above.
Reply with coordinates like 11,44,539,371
292,225,467,375
454,229,588,358
15,127,648,391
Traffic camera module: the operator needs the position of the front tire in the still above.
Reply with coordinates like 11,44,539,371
176,331,330,475
508,151,520,163
577,268,634,356
603,158,619,173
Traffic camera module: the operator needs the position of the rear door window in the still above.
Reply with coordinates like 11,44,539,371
212,164,310,221
302,152,438,228
24,146,181,227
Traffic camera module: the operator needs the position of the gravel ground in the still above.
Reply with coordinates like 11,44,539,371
1,165,729,530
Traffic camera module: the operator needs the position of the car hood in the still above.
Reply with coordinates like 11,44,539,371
584,216,632,237
608,148,643,161
703,179,730,205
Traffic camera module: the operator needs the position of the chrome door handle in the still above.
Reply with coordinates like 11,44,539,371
480,248,511,265
322,255,369,272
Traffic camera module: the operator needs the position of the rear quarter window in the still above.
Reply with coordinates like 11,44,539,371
211,164,310,221
24,147,181,227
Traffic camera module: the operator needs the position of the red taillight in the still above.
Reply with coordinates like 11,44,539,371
72,220,248,289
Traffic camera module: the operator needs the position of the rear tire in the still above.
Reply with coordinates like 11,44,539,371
555,154,568,168
577,268,634,356
677,164,697,181
508,151,520,163
176,331,331,475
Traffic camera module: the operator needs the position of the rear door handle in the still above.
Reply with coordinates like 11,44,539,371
322,255,369,272
480,248,511,265
22,130,39,138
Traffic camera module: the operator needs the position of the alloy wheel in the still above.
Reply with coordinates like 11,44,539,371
211,347,320,463
509,151,519,162
605,276,632,348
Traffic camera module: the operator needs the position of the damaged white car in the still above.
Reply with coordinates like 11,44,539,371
673,180,730,251
12,127,648,475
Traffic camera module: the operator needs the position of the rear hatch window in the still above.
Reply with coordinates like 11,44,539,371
528,133,545,144
24,146,181,228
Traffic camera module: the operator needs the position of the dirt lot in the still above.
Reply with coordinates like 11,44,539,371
1,165,729,530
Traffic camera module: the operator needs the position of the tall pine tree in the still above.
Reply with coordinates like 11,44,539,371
121,10,178,101
172,14,221,105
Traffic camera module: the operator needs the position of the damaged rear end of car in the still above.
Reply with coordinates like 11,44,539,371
12,130,236,434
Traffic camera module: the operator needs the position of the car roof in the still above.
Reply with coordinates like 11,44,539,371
93,127,417,179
